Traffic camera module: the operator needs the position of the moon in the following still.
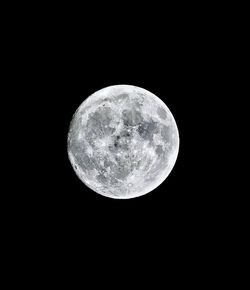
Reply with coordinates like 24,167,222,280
67,85,179,199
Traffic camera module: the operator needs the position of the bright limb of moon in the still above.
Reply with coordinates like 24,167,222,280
67,85,179,199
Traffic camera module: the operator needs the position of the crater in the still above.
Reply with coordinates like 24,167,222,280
155,145,164,156
120,130,131,138
113,166,130,180
137,121,158,141
122,109,143,126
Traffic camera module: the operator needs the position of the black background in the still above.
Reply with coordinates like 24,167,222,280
8,5,229,277
3,2,245,285
30,28,218,247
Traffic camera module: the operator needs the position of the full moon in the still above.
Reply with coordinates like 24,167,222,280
67,85,179,199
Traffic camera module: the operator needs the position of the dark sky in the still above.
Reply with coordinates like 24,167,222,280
11,9,226,269
28,28,216,241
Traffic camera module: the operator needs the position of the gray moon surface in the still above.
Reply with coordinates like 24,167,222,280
67,85,179,199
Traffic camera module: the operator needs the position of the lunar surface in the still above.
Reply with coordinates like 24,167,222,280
67,85,179,199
